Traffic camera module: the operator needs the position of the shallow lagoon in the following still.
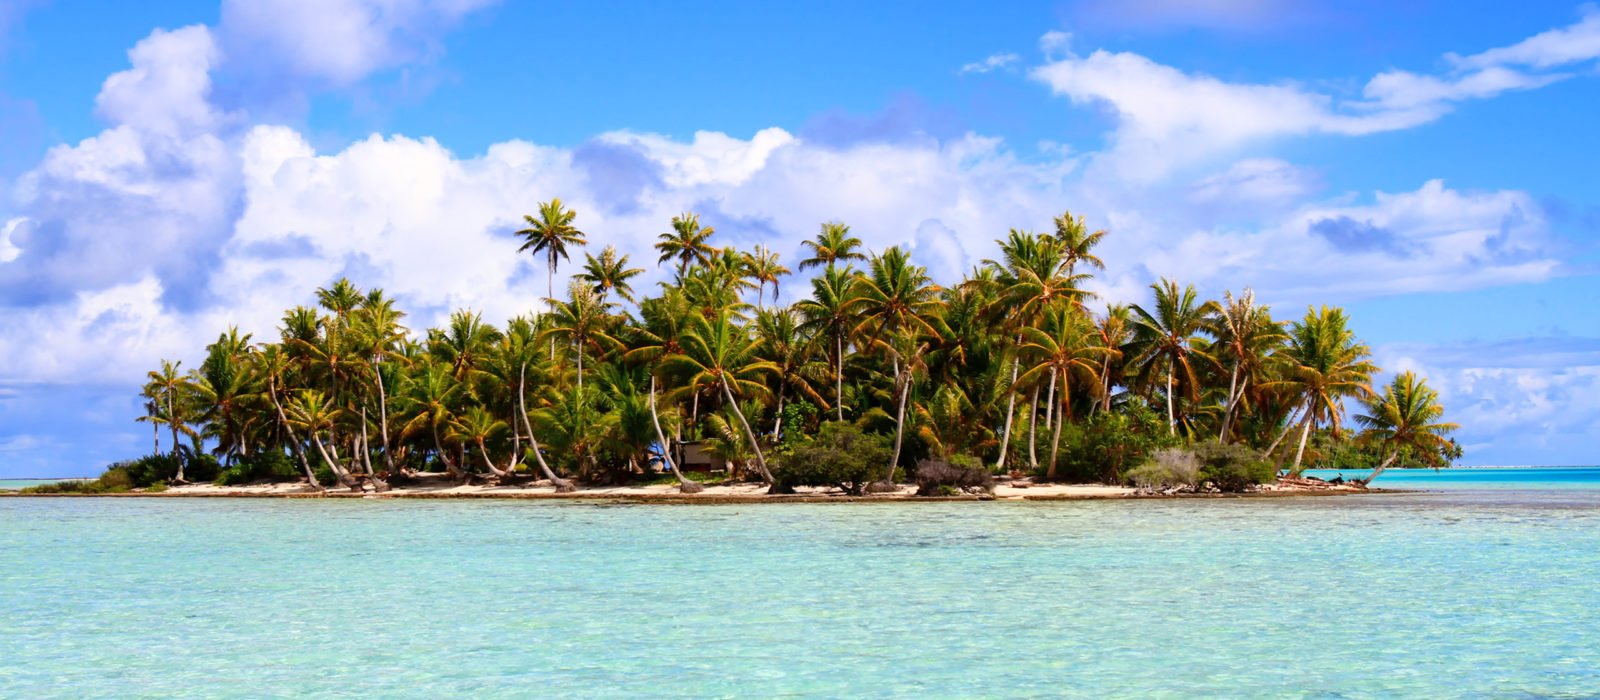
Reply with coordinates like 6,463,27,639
3,470,1598,697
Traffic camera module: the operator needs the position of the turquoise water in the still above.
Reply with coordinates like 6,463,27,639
3,471,1599,697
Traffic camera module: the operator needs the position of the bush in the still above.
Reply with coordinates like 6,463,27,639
1047,403,1177,483
1193,443,1275,492
215,451,301,485
1128,448,1201,489
915,455,994,496
773,422,891,496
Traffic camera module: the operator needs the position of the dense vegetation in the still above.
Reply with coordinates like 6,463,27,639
117,203,1460,494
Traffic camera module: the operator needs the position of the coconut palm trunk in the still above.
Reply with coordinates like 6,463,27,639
476,438,509,478
1291,415,1314,475
431,423,465,482
1046,370,1067,481
308,431,360,491
358,406,389,491
372,358,403,477
651,376,702,493
887,370,911,483
1359,453,1399,487
996,344,1022,470
1027,387,1040,470
518,365,576,492
720,379,773,483
835,334,845,421
167,390,186,483
1219,364,1241,443
268,377,321,491
1165,365,1177,435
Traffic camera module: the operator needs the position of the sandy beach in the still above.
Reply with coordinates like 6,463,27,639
4,473,1375,502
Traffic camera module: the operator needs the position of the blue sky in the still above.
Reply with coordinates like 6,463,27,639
2,0,1598,475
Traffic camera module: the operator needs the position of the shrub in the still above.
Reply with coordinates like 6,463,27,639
215,451,300,485
1193,443,1275,492
773,422,891,496
915,455,994,496
1047,403,1177,483
1128,448,1201,489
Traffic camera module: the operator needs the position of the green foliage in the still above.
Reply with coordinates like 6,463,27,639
20,465,136,494
774,422,891,495
1192,442,1275,492
1048,403,1176,483
215,450,300,485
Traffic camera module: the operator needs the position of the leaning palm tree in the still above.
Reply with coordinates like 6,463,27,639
502,316,575,492
799,222,866,271
1128,278,1218,436
285,389,362,491
450,406,510,479
1265,305,1378,474
1355,371,1459,485
656,212,716,278
515,198,588,315
660,311,779,483
577,244,644,304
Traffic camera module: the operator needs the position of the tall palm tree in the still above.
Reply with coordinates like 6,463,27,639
502,316,575,492
850,247,943,479
1129,278,1218,436
661,311,778,483
1205,289,1286,443
353,292,408,476
1018,306,1109,479
516,198,588,316
656,212,716,278
256,344,321,489
577,244,644,304
1355,371,1459,485
799,222,866,271
142,359,195,482
540,283,620,392
1267,305,1378,474
798,266,857,422
754,308,829,439
744,245,790,308
1052,211,1107,275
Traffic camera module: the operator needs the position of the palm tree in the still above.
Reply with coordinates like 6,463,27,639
1052,211,1107,275
799,222,865,271
577,245,644,304
1205,289,1286,443
353,291,408,476
850,247,943,480
1018,306,1109,479
256,344,322,489
285,389,362,490
744,245,790,309
661,311,778,483
400,359,468,482
540,283,621,392
656,212,716,278
450,406,510,479
502,316,575,492
142,359,195,482
1129,278,1218,435
1267,306,1378,474
754,308,829,439
797,266,857,422
1355,371,1459,485
516,198,588,316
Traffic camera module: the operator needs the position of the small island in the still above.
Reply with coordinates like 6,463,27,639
20,206,1459,500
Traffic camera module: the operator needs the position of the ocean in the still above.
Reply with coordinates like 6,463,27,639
2,467,1597,697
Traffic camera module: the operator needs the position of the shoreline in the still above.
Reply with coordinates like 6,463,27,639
1,478,1388,503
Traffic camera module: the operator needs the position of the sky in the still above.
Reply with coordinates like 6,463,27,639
1,0,1598,476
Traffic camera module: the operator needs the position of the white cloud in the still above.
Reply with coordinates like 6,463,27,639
95,25,228,138
959,53,1020,75
1451,7,1600,71
218,0,497,85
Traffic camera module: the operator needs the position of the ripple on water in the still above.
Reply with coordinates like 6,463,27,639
1,493,1599,698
